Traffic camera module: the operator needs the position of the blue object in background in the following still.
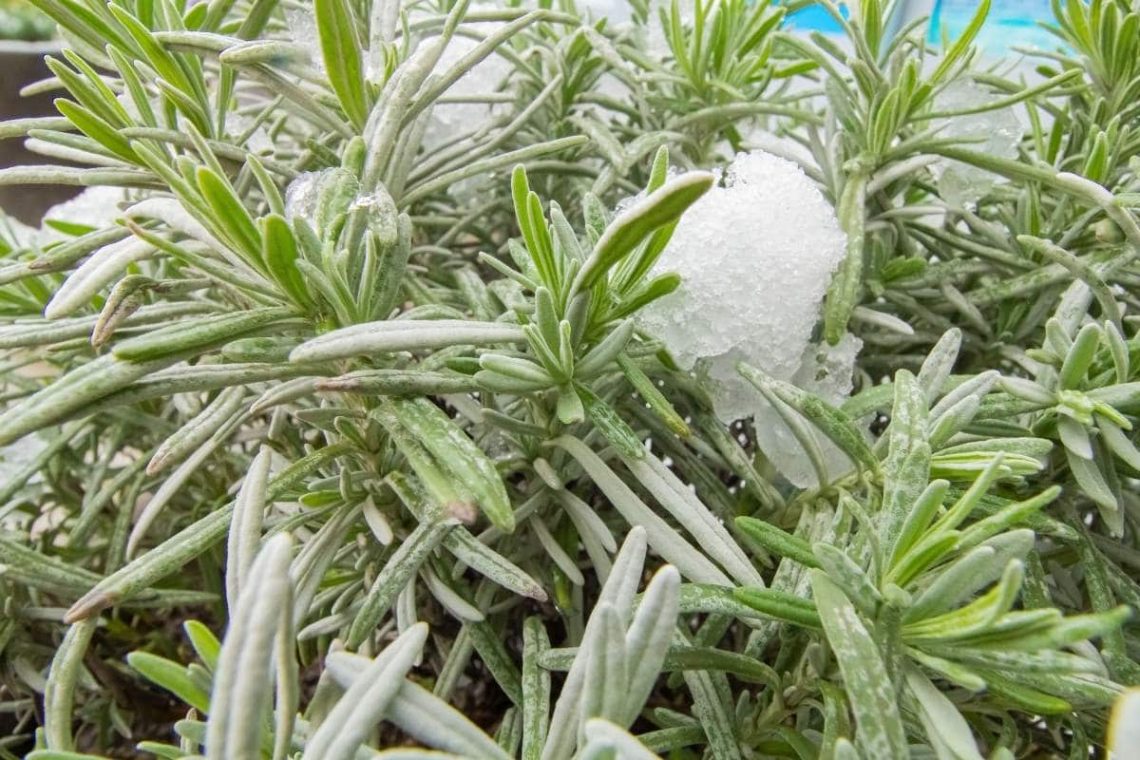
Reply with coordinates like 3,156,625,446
784,2,849,34
929,0,1060,53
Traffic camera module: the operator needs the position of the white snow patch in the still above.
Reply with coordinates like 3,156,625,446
637,150,862,487
43,186,129,231
420,26,512,153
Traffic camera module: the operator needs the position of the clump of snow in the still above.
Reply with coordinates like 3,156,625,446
226,113,274,154
933,79,1023,207
44,186,129,231
420,28,512,153
285,4,324,73
637,150,862,487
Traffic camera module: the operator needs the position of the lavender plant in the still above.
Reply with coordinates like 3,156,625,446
0,0,1139,758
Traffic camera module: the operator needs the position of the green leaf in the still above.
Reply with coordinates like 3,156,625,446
1059,322,1102,389
878,370,931,554
521,617,551,759
127,652,211,714
291,320,525,362
112,307,294,362
616,354,690,437
261,214,311,307
738,365,878,474
54,99,139,163
735,516,819,568
732,587,821,629
578,382,644,460
385,397,516,533
314,0,368,129
196,166,263,263
183,621,221,672
823,172,867,344
904,666,983,760
572,172,714,294
810,571,907,759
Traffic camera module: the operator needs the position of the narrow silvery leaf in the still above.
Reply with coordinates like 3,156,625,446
530,516,585,586
303,624,429,760
290,503,363,627
620,566,680,727
572,172,714,293
128,409,245,558
998,376,1056,406
621,452,762,587
579,603,628,737
1099,418,1140,471
810,570,908,759
681,663,742,760
362,496,394,545
557,490,616,580
346,517,456,648
386,680,511,760
575,320,635,378
904,666,984,760
878,370,931,554
746,374,831,486
738,364,878,476
522,617,551,760
44,237,154,319
551,436,729,586
579,719,663,760
112,307,296,363
822,172,866,344
543,528,647,760
929,370,999,421
0,353,175,448
389,473,545,600
1058,413,1096,460
273,590,298,760
43,620,98,751
225,445,272,608
812,543,881,617
927,394,982,449
384,397,516,532
148,387,246,475
206,533,294,760
291,319,525,362
125,196,226,252
907,530,1034,621
422,568,484,622
64,444,352,623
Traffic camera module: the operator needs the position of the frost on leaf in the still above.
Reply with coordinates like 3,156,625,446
637,151,862,487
